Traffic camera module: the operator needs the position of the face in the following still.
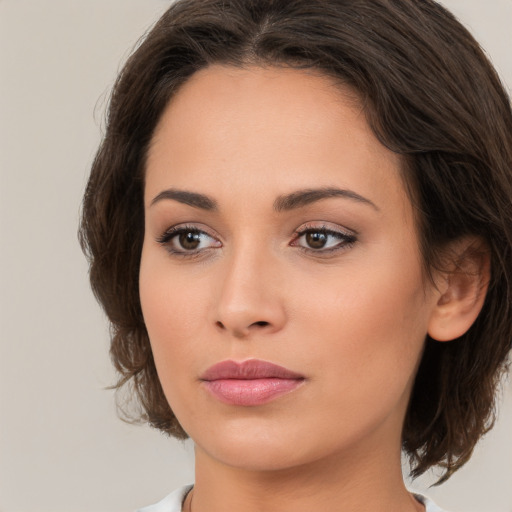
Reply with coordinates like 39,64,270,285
140,65,440,472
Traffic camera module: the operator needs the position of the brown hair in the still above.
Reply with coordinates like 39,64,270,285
79,0,512,481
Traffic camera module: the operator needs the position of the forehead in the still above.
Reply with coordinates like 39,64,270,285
145,64,409,220
149,64,365,162
158,64,361,124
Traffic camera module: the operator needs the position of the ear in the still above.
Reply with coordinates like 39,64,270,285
428,237,490,342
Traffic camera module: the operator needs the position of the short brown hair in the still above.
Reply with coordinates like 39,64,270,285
79,0,512,481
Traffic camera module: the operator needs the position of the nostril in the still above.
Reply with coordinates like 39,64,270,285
252,321,270,328
214,319,273,335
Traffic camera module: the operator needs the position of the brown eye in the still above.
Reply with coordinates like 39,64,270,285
157,226,221,255
292,226,357,253
179,231,202,250
305,231,328,249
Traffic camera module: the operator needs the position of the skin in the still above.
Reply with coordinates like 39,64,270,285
140,64,443,512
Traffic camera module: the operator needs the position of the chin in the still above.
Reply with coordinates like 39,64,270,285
205,442,308,472
191,420,316,471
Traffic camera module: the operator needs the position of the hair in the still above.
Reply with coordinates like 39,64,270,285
79,0,512,482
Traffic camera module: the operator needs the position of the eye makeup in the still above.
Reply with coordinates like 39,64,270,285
156,224,221,256
290,222,357,256
155,220,357,259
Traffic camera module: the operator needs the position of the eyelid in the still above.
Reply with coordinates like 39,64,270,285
293,221,357,237
155,221,356,258
290,221,357,253
156,223,222,255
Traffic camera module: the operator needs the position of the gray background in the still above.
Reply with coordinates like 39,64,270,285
0,1,511,511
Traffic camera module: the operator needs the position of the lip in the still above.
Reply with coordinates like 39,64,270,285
200,359,305,406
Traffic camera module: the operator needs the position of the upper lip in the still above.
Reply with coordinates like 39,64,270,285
200,359,305,381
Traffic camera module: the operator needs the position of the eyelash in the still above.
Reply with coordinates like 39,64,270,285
156,224,220,257
156,223,357,257
291,224,357,255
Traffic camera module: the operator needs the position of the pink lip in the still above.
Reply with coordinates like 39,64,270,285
200,359,305,406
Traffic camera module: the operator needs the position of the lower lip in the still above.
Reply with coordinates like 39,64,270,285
202,378,304,406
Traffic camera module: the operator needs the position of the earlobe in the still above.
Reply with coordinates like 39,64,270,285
427,237,490,342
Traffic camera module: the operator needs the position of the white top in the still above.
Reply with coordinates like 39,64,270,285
137,485,450,512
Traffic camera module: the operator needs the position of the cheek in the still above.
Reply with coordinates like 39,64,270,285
139,249,209,378
139,258,216,430
291,250,431,402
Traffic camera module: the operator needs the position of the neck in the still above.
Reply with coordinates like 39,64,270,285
189,438,423,512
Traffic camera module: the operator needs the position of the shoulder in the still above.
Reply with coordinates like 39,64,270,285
136,485,193,512
414,493,452,512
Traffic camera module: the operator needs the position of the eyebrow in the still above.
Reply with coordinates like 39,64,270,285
150,189,217,210
273,187,379,212
150,186,379,212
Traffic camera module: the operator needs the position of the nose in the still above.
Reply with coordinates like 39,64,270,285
212,245,287,338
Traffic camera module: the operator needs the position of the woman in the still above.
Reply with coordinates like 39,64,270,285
79,0,512,511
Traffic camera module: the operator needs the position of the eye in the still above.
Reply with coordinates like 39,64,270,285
291,224,357,253
156,225,221,255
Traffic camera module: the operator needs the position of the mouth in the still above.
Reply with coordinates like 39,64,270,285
199,359,306,406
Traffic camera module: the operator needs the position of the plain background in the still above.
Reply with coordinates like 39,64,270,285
0,1,511,511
